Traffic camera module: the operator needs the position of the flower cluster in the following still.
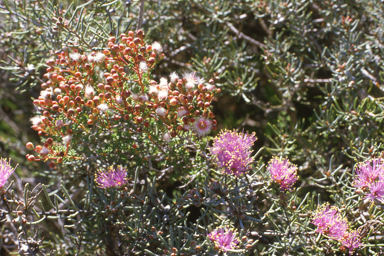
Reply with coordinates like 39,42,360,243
267,157,298,191
95,166,128,189
341,231,363,254
312,205,348,240
0,158,17,188
312,204,362,253
26,30,219,164
207,227,239,252
209,130,257,176
353,158,384,202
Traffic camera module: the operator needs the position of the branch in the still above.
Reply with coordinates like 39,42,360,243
225,22,267,49
136,0,145,31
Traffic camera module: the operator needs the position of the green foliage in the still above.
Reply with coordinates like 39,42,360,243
3,0,384,255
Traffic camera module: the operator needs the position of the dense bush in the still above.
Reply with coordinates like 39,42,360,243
1,0,384,255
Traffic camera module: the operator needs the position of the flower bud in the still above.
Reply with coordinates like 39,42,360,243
40,147,49,157
133,38,141,45
137,29,144,38
26,142,34,150
170,98,178,106
67,109,75,116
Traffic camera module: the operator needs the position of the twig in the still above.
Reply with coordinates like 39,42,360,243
225,22,267,49
136,0,145,31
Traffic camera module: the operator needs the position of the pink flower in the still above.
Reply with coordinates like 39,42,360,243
365,181,384,202
354,158,384,190
0,158,17,189
95,166,128,189
267,157,298,191
354,158,384,202
209,130,257,176
207,227,239,252
192,117,212,137
312,205,363,252
341,231,362,253
312,204,348,241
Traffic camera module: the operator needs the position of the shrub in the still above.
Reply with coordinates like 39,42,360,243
1,0,384,255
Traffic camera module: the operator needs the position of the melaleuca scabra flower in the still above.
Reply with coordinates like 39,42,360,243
312,204,362,252
209,130,257,176
267,157,298,191
341,230,362,253
207,227,239,252
354,158,384,189
0,158,17,188
353,158,384,202
95,166,128,188
365,181,384,202
312,204,348,240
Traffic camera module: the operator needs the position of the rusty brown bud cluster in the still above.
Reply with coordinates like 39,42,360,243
26,30,219,164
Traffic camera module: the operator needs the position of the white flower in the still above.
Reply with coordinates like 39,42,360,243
139,61,148,72
40,90,53,99
158,78,169,101
30,116,42,126
152,42,163,53
87,55,95,62
170,72,179,84
158,90,168,101
63,135,72,145
184,72,204,90
206,83,215,91
185,81,195,90
163,132,171,142
94,52,105,62
69,52,81,61
159,77,168,88
97,103,109,113
155,107,166,116
85,85,95,99
149,85,158,95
